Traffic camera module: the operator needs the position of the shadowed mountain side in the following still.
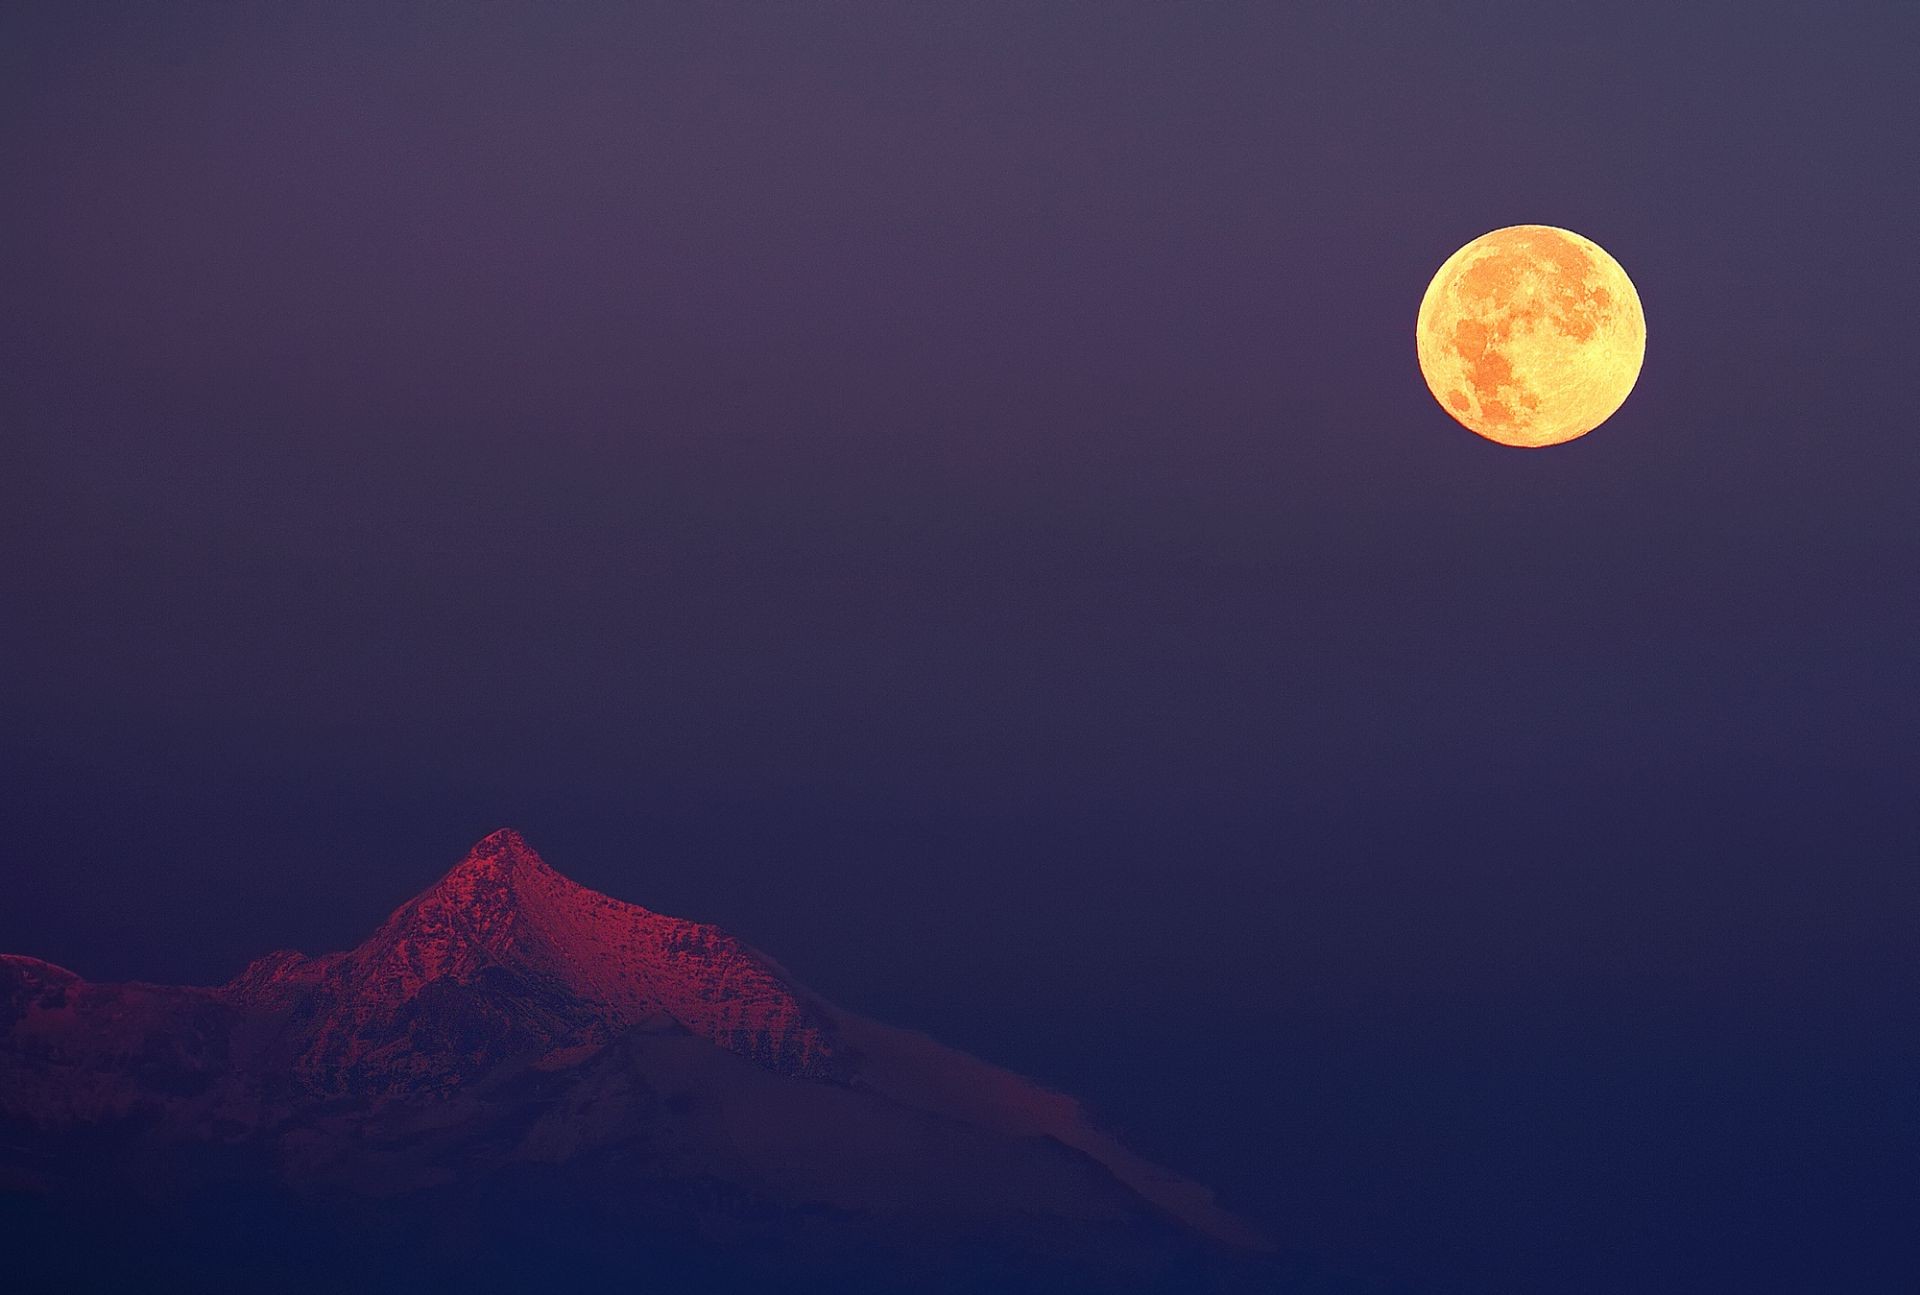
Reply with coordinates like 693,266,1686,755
831,1012,1269,1249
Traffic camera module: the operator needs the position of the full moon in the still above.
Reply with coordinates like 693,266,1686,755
1416,225,1645,448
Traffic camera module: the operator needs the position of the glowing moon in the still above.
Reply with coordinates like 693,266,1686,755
1416,225,1644,448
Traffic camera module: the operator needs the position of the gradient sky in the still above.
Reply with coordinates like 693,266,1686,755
4,4,1917,1291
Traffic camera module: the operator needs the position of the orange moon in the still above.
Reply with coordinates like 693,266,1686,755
1416,225,1645,448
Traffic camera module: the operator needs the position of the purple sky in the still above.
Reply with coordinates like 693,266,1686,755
5,4,1918,1290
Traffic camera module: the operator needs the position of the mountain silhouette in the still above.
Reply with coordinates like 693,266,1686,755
1,831,1329,1293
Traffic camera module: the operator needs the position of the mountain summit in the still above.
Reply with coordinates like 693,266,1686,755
3,830,1266,1283
226,828,844,1093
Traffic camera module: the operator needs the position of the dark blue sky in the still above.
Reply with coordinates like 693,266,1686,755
4,4,1917,1290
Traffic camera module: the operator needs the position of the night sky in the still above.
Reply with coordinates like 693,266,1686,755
4,3,1917,1290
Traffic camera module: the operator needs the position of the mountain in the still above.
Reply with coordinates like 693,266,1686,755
1,830,1318,1293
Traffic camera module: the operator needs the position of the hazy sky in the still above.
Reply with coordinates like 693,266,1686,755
4,4,1917,1290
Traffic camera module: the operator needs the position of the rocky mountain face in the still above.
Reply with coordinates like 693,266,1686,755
2,831,1291,1293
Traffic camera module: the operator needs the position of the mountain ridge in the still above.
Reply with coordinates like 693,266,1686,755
1,829,1266,1263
